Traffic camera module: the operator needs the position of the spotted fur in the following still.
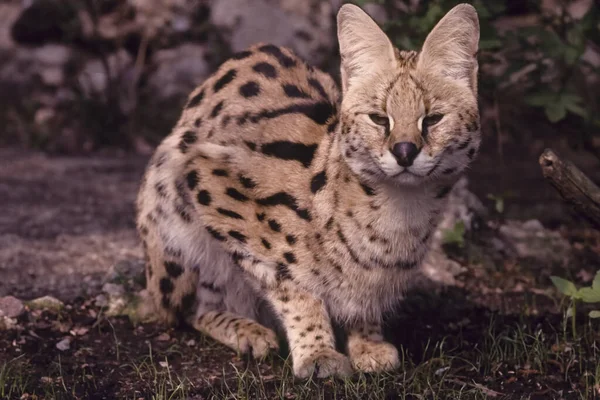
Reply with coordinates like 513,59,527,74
136,4,481,378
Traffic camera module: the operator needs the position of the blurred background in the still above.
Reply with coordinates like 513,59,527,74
1,0,599,302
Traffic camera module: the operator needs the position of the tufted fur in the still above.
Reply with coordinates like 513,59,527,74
136,4,480,378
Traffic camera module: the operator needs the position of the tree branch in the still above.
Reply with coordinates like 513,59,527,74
539,148,600,229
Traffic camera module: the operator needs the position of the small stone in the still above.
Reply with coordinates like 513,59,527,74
0,296,24,318
102,283,125,297
56,337,71,351
156,332,170,341
94,294,108,308
27,296,64,312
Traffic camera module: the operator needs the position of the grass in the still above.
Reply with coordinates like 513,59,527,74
1,298,599,399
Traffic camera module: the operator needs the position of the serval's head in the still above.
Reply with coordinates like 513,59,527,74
337,4,480,187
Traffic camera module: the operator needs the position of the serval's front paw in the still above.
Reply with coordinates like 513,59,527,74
348,339,400,373
235,321,279,359
293,347,353,378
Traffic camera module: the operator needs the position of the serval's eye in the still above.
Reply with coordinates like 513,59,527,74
369,114,389,127
421,113,444,138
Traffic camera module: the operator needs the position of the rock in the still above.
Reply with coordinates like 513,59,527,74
94,294,108,308
27,295,64,311
0,316,18,331
102,283,125,297
77,49,135,113
0,296,24,318
147,44,210,101
56,337,71,351
210,0,335,66
0,44,71,87
499,219,571,263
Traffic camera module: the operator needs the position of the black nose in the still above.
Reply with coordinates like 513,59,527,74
391,142,419,167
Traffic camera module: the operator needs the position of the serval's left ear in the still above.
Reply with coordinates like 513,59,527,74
337,3,397,93
418,4,480,93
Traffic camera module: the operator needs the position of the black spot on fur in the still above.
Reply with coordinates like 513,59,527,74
211,101,224,118
308,78,328,99
467,119,479,132
467,148,476,159
256,212,266,221
310,170,327,193
261,141,318,168
197,190,211,205
276,263,293,281
228,230,247,243
436,186,452,199
457,136,472,150
261,238,272,249
285,235,296,245
442,167,456,175
186,89,205,108
268,219,281,232
200,281,220,293
186,171,199,190
178,130,198,153
283,84,310,98
212,169,229,177
249,102,334,126
155,182,167,197
221,115,231,128
252,62,277,78
327,119,339,133
175,203,191,223
325,216,334,230
194,118,202,128
164,261,183,278
256,191,311,220
244,141,257,151
297,209,311,221
360,183,375,196
336,227,369,269
239,174,257,189
206,226,226,241
160,278,174,294
213,69,237,92
180,292,196,314
226,187,249,202
231,50,252,60
258,44,296,68
217,208,244,220
239,81,260,98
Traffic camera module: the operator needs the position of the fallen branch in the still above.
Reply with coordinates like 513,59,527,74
539,148,600,229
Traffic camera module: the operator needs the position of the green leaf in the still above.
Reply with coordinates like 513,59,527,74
578,287,600,303
551,276,578,297
589,310,600,318
442,221,466,247
592,270,600,290
525,92,555,107
545,102,567,123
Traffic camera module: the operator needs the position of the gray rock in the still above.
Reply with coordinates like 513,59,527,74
56,337,71,351
0,296,24,318
147,44,210,101
211,0,335,66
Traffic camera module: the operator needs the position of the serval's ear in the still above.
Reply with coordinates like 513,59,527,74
418,4,479,93
337,4,397,93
